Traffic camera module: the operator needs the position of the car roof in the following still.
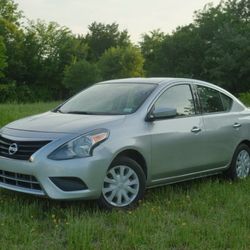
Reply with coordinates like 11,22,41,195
98,77,237,99
98,77,208,86
98,77,175,85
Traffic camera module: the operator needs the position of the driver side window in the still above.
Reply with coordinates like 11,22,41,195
154,84,195,117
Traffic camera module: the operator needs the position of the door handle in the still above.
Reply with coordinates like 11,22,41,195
233,123,241,128
191,126,201,133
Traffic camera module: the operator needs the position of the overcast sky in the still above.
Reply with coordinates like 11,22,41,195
15,0,221,42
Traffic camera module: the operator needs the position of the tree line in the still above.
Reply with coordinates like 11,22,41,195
0,0,249,102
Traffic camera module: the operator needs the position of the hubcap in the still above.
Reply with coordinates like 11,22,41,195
236,150,250,179
102,165,139,207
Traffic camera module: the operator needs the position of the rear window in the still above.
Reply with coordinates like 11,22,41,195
197,86,232,113
220,93,233,111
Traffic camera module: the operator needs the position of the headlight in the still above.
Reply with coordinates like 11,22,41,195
48,129,109,160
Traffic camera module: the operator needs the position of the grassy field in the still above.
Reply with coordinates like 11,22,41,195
1,102,250,249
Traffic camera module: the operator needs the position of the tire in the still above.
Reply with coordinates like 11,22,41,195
226,143,250,180
98,156,146,210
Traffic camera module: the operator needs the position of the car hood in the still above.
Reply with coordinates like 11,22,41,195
5,111,126,134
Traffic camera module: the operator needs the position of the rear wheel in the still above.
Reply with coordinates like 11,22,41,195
226,144,250,180
98,156,146,210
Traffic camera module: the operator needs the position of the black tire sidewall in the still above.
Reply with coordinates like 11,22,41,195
98,156,146,210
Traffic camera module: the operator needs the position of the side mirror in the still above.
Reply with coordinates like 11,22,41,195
146,107,177,121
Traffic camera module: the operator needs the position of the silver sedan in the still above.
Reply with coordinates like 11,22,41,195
0,78,250,209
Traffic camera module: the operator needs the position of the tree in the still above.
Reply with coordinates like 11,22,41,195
140,29,165,76
63,59,101,93
98,46,144,80
0,36,7,78
158,25,206,78
0,0,24,84
194,0,250,92
85,22,131,61
0,0,22,25
140,0,250,93
20,20,90,98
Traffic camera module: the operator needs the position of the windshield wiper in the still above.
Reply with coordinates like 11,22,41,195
56,109,64,113
63,111,125,115
66,111,94,115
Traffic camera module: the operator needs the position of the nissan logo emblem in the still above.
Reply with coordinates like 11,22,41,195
8,143,18,155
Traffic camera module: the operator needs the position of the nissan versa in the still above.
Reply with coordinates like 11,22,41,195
0,78,250,209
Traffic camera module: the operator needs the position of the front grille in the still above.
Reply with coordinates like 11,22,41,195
0,169,42,191
0,135,51,160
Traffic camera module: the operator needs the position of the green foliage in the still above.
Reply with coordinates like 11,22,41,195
141,0,250,93
99,46,144,80
3,19,89,100
142,25,206,78
140,29,165,76
0,0,23,86
194,0,250,93
0,83,36,103
238,92,250,106
0,82,15,102
0,0,22,24
0,36,7,78
0,0,250,101
85,22,131,61
63,59,101,93
22,21,73,91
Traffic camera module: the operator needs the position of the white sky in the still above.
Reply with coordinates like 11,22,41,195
15,0,221,42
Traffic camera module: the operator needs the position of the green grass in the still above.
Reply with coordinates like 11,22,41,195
1,101,250,249
0,102,60,127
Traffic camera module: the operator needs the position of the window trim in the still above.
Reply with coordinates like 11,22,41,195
146,83,199,121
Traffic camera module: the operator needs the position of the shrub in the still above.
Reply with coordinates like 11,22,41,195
238,93,250,107
0,83,17,103
98,46,144,80
0,83,36,103
63,60,101,94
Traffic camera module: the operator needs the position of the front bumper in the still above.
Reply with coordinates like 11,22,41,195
0,130,112,200
0,155,111,200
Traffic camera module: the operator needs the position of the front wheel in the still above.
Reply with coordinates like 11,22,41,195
226,144,250,180
98,156,146,210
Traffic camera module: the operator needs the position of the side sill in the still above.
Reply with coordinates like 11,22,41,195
147,165,228,189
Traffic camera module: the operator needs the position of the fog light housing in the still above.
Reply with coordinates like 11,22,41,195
50,177,88,191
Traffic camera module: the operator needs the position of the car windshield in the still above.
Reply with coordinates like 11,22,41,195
57,83,157,115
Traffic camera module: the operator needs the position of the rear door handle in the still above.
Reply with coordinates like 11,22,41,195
233,123,241,128
191,126,201,133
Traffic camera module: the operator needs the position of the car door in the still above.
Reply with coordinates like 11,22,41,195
149,83,208,180
196,84,240,168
